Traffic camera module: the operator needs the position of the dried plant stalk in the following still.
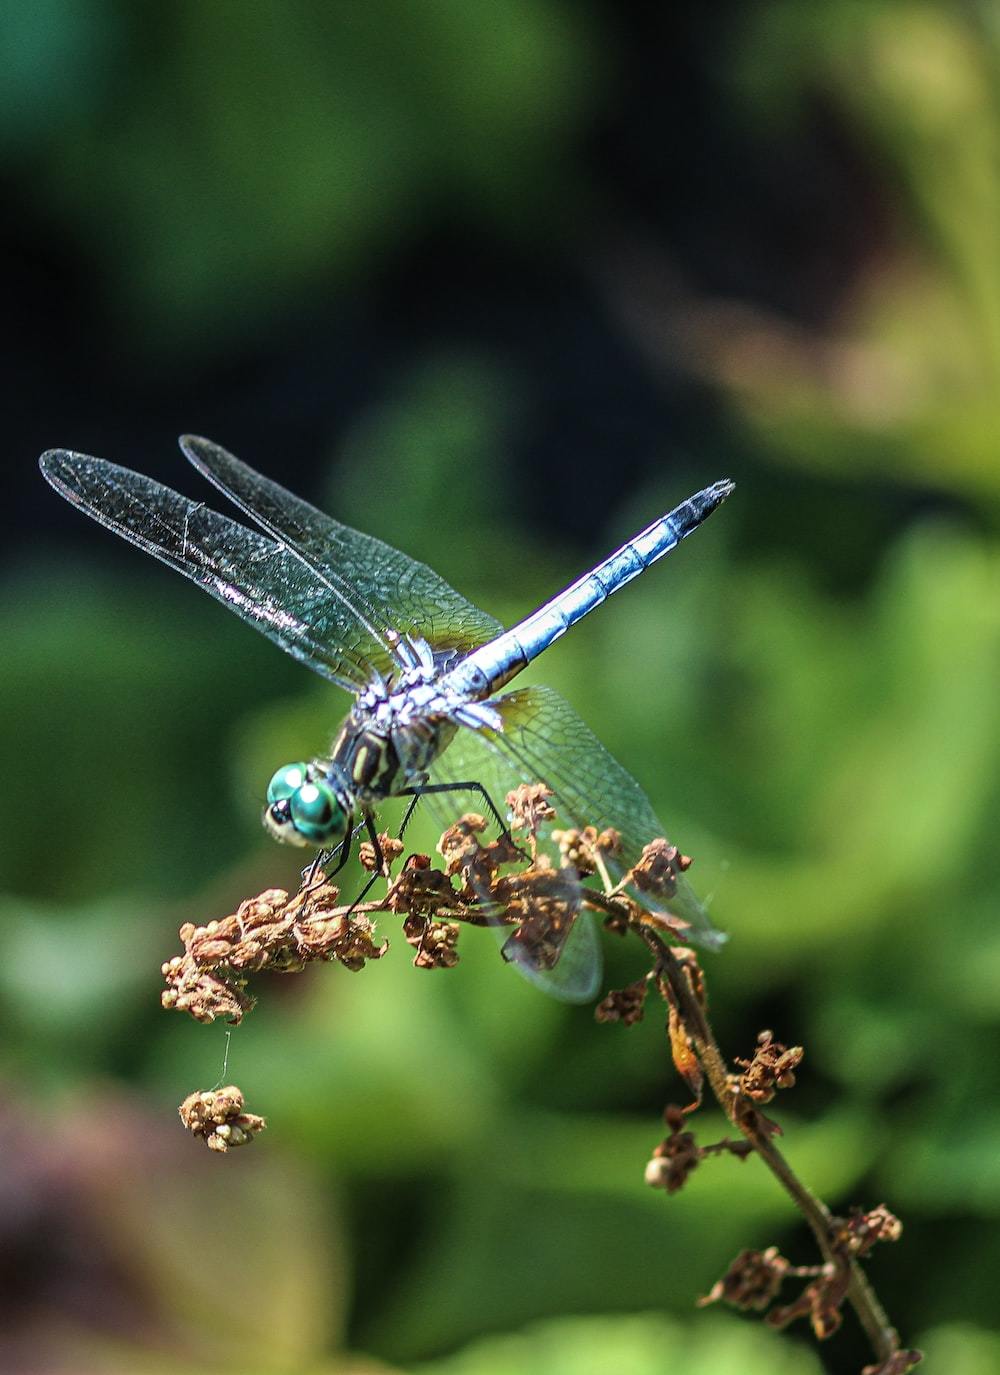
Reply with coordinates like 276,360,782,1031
160,784,921,1373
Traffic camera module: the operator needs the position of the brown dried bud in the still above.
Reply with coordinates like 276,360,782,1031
595,977,648,1025
495,868,581,972
767,1265,850,1342
403,914,461,969
550,824,621,877
736,1030,804,1104
837,1205,903,1257
358,833,405,873
387,858,457,917
299,912,388,971
437,815,527,906
551,827,597,875
506,783,555,836
161,964,255,1025
178,1085,266,1153
628,839,691,897
645,1105,701,1194
438,814,490,875
699,1246,790,1311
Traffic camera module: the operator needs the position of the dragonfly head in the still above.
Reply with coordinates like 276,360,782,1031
263,761,349,848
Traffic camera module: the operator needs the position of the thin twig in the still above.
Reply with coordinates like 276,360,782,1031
636,925,900,1367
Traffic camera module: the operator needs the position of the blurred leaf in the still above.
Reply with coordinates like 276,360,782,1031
916,1324,1000,1375
368,1107,877,1357
0,564,301,895
0,895,156,1074
332,353,519,570
691,521,1000,959
0,1088,348,1374
889,1096,1000,1216
721,2,1000,500
0,0,118,151
35,1,600,347
410,1312,822,1375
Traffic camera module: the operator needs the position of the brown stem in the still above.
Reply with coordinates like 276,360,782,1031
636,926,900,1366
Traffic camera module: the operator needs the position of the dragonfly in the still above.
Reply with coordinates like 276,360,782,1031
40,436,733,1001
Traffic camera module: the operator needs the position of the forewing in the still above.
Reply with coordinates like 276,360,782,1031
485,685,726,950
39,449,377,691
425,720,603,1004
181,436,503,675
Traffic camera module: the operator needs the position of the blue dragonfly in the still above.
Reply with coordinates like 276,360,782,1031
40,437,733,1001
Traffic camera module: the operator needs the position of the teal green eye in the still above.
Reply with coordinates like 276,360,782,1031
288,780,346,844
266,762,309,805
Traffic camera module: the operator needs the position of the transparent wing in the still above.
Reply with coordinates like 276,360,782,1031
39,450,378,691
181,436,503,676
432,684,725,963
490,685,725,948
425,717,604,1004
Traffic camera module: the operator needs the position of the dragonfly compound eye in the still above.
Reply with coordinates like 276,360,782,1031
288,779,346,845
266,762,309,805
262,796,310,847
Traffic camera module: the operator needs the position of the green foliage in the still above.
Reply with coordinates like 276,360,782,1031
412,1313,824,1375
727,1,1000,499
18,1,598,348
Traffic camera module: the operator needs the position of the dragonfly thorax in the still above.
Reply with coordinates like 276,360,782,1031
333,677,462,806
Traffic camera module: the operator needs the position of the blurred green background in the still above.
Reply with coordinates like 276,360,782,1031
3,3,999,1373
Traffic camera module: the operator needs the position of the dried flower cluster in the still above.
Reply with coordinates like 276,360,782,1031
595,976,649,1026
402,911,461,969
597,907,917,1368
644,1104,753,1193
160,784,700,1034
161,875,388,1025
552,822,621,875
735,1029,804,1103
628,837,691,897
159,782,918,1371
699,1245,791,1311
178,1085,266,1152
698,1202,913,1367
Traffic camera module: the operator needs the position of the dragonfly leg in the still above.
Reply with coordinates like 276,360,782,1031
341,783,524,919
399,779,508,832
301,819,359,889
362,811,390,876
342,813,385,916
301,853,325,888
397,793,421,841
398,779,529,860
